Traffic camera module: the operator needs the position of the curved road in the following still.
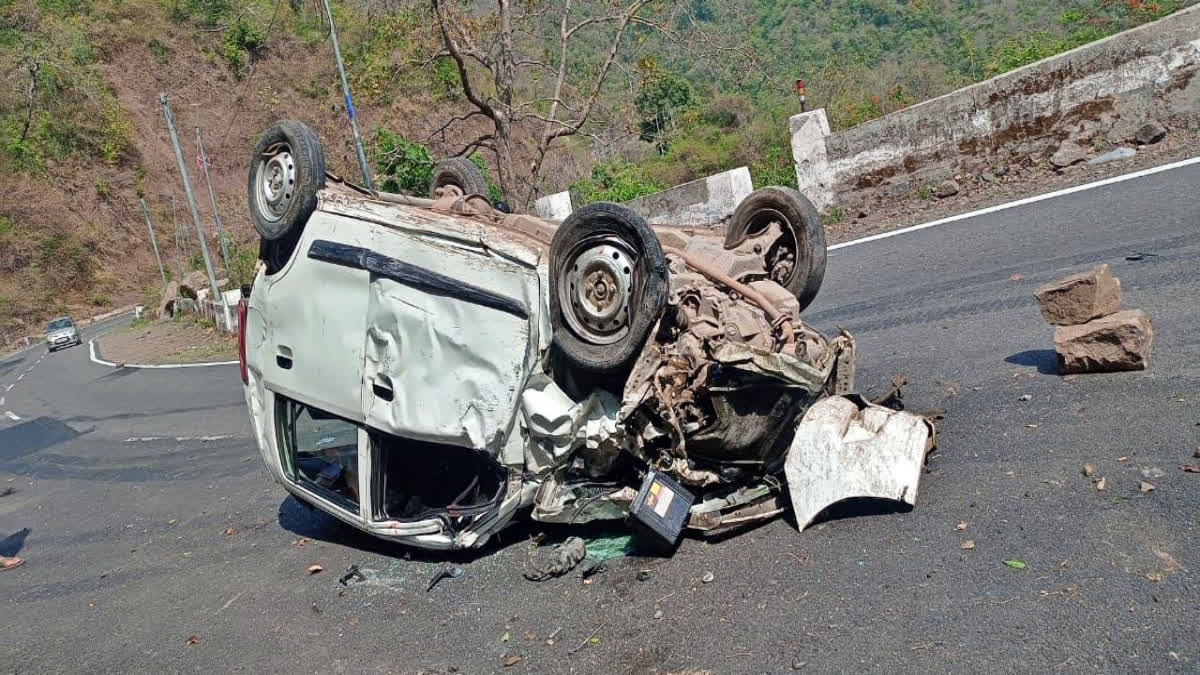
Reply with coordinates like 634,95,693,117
2,163,1198,673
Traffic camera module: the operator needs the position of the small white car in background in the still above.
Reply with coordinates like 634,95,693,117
238,121,935,551
45,316,80,352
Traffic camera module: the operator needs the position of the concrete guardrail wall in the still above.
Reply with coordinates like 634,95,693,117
790,4,1200,210
534,166,754,225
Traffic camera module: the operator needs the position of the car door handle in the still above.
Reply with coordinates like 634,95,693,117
372,374,394,402
276,345,293,370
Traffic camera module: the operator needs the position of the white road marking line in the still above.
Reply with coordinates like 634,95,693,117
4,411,19,421
829,155,1200,251
88,338,238,370
0,397,5,406
4,384,12,392
124,434,234,443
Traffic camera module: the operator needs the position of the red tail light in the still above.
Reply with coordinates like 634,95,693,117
237,298,249,384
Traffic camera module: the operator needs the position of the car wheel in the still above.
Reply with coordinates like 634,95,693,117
724,186,827,312
549,202,669,376
429,157,488,198
247,120,325,271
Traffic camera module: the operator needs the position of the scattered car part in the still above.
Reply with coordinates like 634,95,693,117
549,202,670,377
723,186,827,311
430,157,488,198
338,564,365,585
785,395,935,530
524,537,587,581
579,559,608,579
426,565,464,591
871,374,908,410
627,471,694,549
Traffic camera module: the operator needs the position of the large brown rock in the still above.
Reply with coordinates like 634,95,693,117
179,270,209,300
1035,264,1121,325
1054,309,1153,374
155,281,179,319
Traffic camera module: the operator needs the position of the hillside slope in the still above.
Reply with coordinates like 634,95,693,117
0,0,1192,343
0,0,494,342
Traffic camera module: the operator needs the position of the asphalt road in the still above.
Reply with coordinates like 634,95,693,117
2,164,1198,674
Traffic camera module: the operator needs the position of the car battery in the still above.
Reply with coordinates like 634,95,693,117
627,470,695,549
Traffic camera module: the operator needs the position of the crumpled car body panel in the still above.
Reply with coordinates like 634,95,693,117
786,395,935,530
359,220,542,453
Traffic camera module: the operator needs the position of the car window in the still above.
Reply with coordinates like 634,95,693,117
276,397,360,509
47,319,73,331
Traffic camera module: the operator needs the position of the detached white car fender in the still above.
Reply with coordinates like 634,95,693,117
786,395,935,530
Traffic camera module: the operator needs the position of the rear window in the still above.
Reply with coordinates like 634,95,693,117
276,396,360,512
47,319,73,331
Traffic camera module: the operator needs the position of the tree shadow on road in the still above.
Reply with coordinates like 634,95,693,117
0,355,27,378
0,527,31,557
1005,349,1059,375
0,417,83,461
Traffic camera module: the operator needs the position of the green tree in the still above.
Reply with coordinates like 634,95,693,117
371,129,434,196
634,57,693,151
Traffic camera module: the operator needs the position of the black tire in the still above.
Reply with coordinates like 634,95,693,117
549,202,669,375
724,186,827,312
429,157,488,197
247,120,325,243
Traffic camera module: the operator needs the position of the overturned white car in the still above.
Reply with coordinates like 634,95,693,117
238,121,934,551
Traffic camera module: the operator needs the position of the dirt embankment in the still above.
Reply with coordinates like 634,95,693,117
828,128,1200,244
0,2,584,347
96,317,237,365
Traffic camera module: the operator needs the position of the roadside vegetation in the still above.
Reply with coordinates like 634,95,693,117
0,0,1188,345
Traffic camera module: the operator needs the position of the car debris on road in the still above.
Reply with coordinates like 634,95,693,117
524,537,586,581
426,565,464,591
238,120,937,553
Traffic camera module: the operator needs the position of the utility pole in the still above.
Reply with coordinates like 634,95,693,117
139,198,168,290
171,195,183,281
321,0,374,192
171,195,187,262
194,126,231,275
160,92,231,329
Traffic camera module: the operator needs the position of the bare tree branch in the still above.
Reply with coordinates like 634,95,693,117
566,0,650,136
425,0,747,208
453,134,496,157
432,0,497,122
424,109,489,145
18,58,38,144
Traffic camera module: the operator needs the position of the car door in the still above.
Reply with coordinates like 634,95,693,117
353,218,541,455
254,211,371,423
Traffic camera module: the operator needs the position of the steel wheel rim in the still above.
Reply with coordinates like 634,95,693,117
558,236,637,346
256,146,295,223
